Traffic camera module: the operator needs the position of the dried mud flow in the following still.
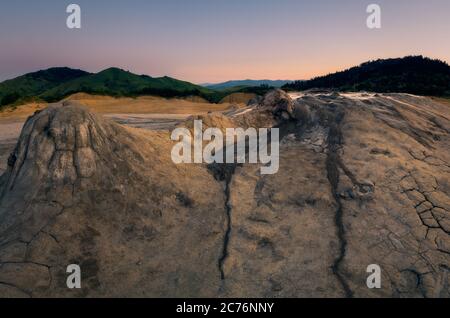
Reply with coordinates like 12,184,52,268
0,90,449,298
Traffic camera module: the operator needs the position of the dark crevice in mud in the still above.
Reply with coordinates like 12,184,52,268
209,163,237,280
208,119,300,281
323,108,354,298
272,116,361,296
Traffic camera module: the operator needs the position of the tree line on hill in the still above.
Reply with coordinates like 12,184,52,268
283,56,450,97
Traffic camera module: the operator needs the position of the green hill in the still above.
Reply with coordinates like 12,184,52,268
0,67,89,106
283,56,450,96
40,67,213,102
0,67,274,109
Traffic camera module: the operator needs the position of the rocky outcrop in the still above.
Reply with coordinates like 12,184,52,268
258,89,295,120
0,91,449,298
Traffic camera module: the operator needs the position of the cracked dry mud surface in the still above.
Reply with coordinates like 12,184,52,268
0,90,449,297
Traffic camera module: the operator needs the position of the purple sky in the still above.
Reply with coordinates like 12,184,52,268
0,0,449,83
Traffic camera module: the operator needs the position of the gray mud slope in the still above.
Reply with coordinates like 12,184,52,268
0,91,449,297
0,104,226,297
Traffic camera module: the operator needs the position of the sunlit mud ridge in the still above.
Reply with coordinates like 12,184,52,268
0,90,449,297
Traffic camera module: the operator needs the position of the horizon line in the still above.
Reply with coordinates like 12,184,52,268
1,55,448,85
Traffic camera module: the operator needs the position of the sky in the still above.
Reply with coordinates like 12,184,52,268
0,0,449,83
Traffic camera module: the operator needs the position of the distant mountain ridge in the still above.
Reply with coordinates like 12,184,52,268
283,56,450,96
205,79,294,90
